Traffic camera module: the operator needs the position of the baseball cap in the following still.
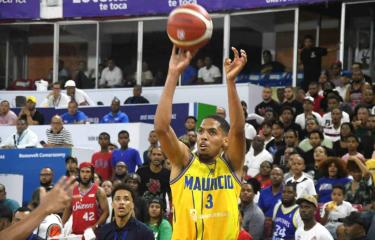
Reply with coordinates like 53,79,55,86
304,96,314,103
64,80,76,88
343,211,371,233
296,195,318,208
26,96,37,104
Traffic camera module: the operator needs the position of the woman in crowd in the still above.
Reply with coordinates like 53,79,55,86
315,157,351,204
341,135,365,164
146,198,172,240
332,122,354,157
312,146,329,179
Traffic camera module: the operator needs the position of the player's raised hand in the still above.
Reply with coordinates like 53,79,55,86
224,47,247,82
169,45,198,75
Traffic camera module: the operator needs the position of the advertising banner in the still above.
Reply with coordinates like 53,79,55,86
0,148,71,205
0,0,40,19
63,0,331,18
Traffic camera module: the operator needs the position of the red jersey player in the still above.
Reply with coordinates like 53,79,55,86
62,162,109,235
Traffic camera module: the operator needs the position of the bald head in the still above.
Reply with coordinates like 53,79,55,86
51,115,63,133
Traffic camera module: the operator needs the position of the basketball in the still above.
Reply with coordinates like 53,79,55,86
167,4,213,51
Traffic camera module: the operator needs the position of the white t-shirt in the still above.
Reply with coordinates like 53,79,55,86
41,93,71,108
295,112,323,129
295,222,334,240
285,173,316,198
67,88,95,106
334,85,350,100
198,65,221,83
244,147,273,177
100,66,123,87
34,214,63,239
322,111,350,128
245,123,257,140
321,200,356,221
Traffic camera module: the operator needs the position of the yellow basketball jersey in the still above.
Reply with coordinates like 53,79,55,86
170,153,241,240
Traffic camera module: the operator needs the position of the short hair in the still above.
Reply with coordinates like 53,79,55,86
124,173,142,184
308,81,319,87
244,178,261,195
285,129,298,138
65,156,78,164
111,183,135,202
202,115,230,134
15,206,31,214
354,104,370,116
319,157,348,178
41,167,54,173
346,134,360,143
272,120,284,129
332,185,345,194
68,100,78,107
118,130,129,138
261,120,273,129
185,116,197,123
284,181,297,192
18,116,28,124
281,106,295,115
99,132,110,140
0,100,10,105
308,129,324,140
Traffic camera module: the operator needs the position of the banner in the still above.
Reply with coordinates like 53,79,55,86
194,102,217,128
63,0,332,18
0,0,40,19
0,148,71,206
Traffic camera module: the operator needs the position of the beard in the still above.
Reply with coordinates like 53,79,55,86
40,181,52,188
80,178,91,186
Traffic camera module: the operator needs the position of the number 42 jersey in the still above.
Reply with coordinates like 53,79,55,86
170,154,241,240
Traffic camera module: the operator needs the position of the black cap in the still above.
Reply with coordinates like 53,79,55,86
343,211,371,233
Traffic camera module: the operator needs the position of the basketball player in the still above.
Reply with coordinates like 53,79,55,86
272,183,302,240
154,46,247,239
62,162,109,235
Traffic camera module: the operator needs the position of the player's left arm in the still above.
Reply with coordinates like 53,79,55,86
93,187,109,230
224,47,247,175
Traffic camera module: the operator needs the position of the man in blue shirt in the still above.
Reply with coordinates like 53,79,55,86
258,167,284,239
61,101,88,124
0,184,20,213
112,130,142,173
101,98,129,123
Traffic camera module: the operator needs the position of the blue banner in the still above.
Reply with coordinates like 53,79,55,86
63,0,332,18
0,148,71,206
0,0,39,20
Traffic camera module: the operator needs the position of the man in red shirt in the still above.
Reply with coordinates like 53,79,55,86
308,82,324,114
91,132,112,181
62,162,109,235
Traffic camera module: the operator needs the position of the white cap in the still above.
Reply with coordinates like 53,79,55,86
304,96,314,103
64,80,76,88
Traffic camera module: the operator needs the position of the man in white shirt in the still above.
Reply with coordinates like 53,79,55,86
41,82,70,108
64,80,95,106
244,135,273,177
0,117,39,149
198,57,221,84
295,96,323,129
322,94,350,128
100,58,123,88
295,195,333,240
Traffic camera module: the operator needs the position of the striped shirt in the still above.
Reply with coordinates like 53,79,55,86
46,127,73,146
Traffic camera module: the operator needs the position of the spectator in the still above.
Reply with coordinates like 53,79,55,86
97,184,154,240
41,82,70,108
18,96,44,125
345,70,368,109
0,100,17,125
100,58,123,88
58,59,70,85
112,130,142,173
258,167,283,220
0,184,20,213
307,82,324,113
302,130,330,173
295,195,333,240
124,173,148,222
343,211,371,240
352,62,372,84
44,115,73,147
0,117,39,149
141,62,154,86
321,185,356,238
178,116,197,143
124,85,150,104
92,132,113,181
323,94,350,126
136,147,171,205
332,122,353,157
266,121,285,156
323,107,345,142
65,156,78,177
101,98,129,123
181,58,203,85
0,205,12,231
197,56,221,84
341,135,365,164
145,198,172,240
12,207,31,224
261,121,274,147
335,71,351,99
299,118,333,151
285,154,316,198
361,88,374,110
244,135,273,178
101,180,113,223
260,50,285,74
345,156,373,209
295,96,323,129
274,129,301,170
330,61,342,87
238,210,254,240
62,162,109,236
74,61,94,89
300,35,328,91
113,161,128,182
255,87,280,117
316,157,351,204
184,130,197,151
279,106,303,139
254,161,272,189
65,80,95,106
61,101,88,124
143,130,159,166
239,179,265,240
282,86,303,115
272,183,303,240
30,167,54,209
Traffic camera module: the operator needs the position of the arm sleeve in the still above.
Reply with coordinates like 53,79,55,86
308,180,317,195
135,150,143,166
213,66,222,77
114,68,123,86
121,114,129,123
197,68,203,78
248,211,265,240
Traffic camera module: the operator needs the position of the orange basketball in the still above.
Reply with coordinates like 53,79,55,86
167,4,213,51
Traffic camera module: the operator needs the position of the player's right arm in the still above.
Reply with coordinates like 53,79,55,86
154,46,196,173
62,202,72,225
